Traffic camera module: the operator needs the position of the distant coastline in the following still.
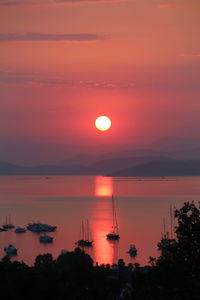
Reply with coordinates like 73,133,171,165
1,160,200,177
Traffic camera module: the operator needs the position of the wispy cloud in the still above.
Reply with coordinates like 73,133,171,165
0,0,122,6
0,71,136,89
0,32,109,42
0,73,71,86
78,80,136,89
0,0,34,6
180,53,200,57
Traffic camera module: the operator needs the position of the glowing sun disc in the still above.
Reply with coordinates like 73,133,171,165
95,116,111,131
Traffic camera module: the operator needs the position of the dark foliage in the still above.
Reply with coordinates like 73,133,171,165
0,248,131,300
131,201,200,300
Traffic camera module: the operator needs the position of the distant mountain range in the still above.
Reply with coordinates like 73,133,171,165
1,136,200,176
0,162,90,176
1,159,200,177
107,160,200,177
63,136,200,166
2,136,200,166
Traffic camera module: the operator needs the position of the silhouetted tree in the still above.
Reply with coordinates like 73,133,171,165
131,201,200,300
34,253,54,268
175,201,200,265
56,247,93,282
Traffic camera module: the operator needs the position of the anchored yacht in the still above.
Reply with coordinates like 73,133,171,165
3,216,15,229
127,244,137,256
15,227,26,233
39,235,54,243
27,222,56,232
4,244,18,255
76,220,93,247
107,195,120,240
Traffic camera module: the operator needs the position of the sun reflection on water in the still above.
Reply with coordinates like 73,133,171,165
91,176,118,265
95,176,113,197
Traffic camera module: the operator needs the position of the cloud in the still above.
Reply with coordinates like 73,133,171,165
0,73,71,86
78,80,136,88
0,32,109,42
0,0,121,6
1,0,199,7
0,71,136,89
180,53,200,57
0,0,31,6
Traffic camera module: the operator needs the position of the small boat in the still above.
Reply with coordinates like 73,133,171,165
3,216,15,229
127,244,137,256
39,235,54,243
76,220,93,247
15,227,26,233
4,244,18,255
27,222,57,232
0,227,7,232
3,224,15,229
76,239,93,247
106,195,120,240
107,232,120,240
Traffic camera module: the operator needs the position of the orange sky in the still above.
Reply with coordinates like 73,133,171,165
0,0,200,157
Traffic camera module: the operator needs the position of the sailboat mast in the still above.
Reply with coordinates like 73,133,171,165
87,219,89,241
112,195,119,234
163,217,166,238
114,206,119,234
112,195,115,231
170,205,173,239
82,220,85,240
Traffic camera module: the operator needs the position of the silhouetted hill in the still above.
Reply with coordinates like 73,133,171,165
2,159,200,177
0,156,176,176
172,148,200,160
2,136,200,167
60,154,98,165
60,149,167,166
108,160,200,177
0,162,27,175
0,162,90,175
61,137,200,167
88,155,176,174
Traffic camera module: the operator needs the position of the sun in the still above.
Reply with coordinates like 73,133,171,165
95,116,111,131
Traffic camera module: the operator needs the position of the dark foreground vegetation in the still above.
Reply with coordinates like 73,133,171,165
0,202,199,300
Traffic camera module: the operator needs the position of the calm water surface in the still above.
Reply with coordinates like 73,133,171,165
0,175,199,266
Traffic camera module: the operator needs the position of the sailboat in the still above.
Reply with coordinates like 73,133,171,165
3,216,15,229
157,217,170,250
107,195,120,240
157,209,176,251
76,220,93,247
